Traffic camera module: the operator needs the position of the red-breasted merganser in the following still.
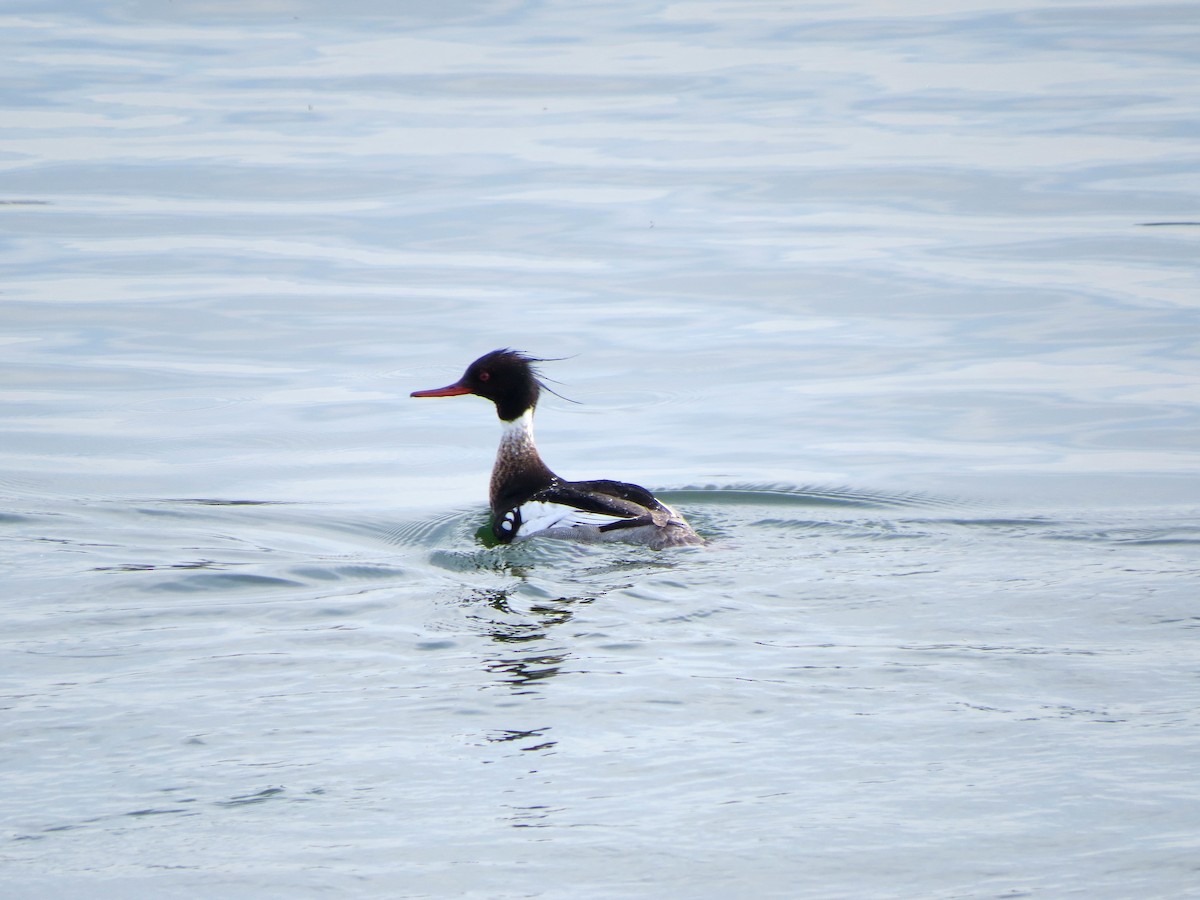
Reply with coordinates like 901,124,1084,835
412,349,704,550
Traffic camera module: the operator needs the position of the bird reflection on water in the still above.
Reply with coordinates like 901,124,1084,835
465,588,587,698
459,588,594,756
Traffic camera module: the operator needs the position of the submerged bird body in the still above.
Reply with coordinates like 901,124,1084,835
412,349,703,550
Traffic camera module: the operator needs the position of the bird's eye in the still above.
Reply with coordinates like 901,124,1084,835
479,371,491,382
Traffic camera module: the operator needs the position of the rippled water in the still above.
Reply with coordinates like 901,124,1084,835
3,1,1199,897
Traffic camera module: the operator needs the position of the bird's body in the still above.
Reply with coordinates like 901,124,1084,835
412,350,703,550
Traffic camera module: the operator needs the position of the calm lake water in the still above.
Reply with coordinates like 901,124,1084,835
3,1,1199,897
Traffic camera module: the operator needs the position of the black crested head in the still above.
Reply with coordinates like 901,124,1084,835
463,348,546,420
411,348,548,421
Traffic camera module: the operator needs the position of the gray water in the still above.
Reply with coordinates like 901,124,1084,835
3,1,1199,897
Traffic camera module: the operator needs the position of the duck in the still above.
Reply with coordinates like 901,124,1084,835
411,349,704,550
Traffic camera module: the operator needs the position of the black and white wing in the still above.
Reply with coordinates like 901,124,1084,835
498,478,677,541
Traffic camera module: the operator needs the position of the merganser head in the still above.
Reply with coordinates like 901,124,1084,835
411,348,546,422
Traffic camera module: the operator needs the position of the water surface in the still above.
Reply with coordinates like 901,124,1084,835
2,1,1199,897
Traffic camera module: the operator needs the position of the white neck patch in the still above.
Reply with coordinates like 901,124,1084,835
498,409,536,456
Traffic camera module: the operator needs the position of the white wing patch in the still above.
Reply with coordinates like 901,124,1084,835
513,501,630,539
